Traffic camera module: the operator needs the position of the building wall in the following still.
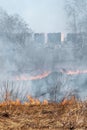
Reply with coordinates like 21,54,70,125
47,33,61,44
67,33,83,43
34,33,45,44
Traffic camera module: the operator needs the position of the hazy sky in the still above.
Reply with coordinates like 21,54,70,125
0,0,66,33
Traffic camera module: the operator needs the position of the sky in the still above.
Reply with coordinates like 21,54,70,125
0,0,66,33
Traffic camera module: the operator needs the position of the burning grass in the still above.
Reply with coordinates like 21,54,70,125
0,96,87,130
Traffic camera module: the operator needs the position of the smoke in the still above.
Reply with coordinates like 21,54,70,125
0,32,75,80
0,8,87,101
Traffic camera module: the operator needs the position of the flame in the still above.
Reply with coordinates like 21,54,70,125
61,96,76,105
66,70,87,75
61,98,68,105
27,96,35,105
27,96,38,105
42,100,48,105
0,99,21,106
15,99,21,105
15,71,51,81
27,96,48,105
0,96,48,106
24,102,29,106
35,99,41,105
15,69,87,81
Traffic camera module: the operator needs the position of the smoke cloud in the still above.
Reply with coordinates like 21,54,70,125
0,8,87,101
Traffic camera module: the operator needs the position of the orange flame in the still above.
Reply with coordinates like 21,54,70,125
15,69,87,81
0,96,48,106
27,96,48,105
66,70,87,75
42,100,48,105
0,99,21,106
27,96,40,105
15,71,51,81
61,96,76,105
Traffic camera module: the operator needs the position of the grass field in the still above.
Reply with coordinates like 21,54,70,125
0,96,87,130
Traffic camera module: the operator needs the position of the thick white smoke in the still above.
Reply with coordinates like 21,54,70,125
0,8,87,101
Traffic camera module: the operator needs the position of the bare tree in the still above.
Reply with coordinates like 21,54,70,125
0,8,32,45
65,0,87,60
65,0,87,33
33,72,63,102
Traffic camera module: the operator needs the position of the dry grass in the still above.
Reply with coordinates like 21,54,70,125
0,96,87,130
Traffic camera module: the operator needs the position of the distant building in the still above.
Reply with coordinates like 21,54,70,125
47,33,61,44
25,33,33,42
34,33,45,44
67,33,83,43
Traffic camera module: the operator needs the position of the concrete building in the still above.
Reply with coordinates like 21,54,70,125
67,33,83,43
47,33,61,44
34,33,45,44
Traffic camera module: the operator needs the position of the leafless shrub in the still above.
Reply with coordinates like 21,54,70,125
0,80,28,103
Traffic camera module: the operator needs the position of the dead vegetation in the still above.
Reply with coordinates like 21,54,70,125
0,96,87,130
